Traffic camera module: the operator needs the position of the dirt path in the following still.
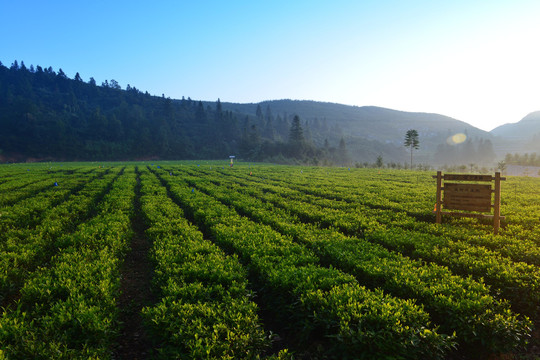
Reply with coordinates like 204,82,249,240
114,173,155,359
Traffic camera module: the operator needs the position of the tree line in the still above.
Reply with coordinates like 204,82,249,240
0,60,350,164
504,152,540,167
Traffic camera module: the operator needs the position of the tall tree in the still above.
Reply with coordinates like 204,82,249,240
404,129,419,168
288,114,305,158
289,115,304,143
376,155,384,168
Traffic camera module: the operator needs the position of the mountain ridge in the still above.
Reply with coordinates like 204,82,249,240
491,111,540,138
489,111,540,154
0,60,538,165
218,99,495,158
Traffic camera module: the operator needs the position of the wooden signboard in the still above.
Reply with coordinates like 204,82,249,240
443,174,493,182
433,171,505,234
443,183,492,212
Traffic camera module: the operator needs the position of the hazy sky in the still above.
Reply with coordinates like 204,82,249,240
2,0,539,131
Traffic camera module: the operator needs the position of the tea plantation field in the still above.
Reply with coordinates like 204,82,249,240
0,162,538,359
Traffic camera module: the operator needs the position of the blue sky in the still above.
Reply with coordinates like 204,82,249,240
2,0,539,131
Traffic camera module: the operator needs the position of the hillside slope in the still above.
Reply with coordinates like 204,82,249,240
220,100,496,164
490,111,540,154
0,61,501,165
222,100,490,143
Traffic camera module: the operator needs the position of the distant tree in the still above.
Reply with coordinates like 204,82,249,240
288,115,305,158
376,155,384,168
289,115,304,143
109,79,121,89
10,60,19,70
503,152,540,167
497,160,507,174
74,72,83,82
404,129,419,168
89,77,96,86
57,68,67,78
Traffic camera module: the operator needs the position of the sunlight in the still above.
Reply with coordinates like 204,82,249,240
447,133,467,145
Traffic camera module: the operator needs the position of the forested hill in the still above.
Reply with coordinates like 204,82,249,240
0,60,497,165
0,61,345,163
219,100,495,158
0,61,242,162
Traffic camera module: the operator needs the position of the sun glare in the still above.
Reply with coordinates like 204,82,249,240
447,133,467,145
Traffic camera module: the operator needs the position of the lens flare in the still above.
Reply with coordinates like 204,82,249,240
446,133,467,145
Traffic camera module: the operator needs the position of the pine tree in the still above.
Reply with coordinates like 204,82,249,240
404,129,419,168
289,115,304,143
288,115,305,158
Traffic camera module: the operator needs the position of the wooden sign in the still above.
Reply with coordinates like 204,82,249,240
443,183,492,212
443,174,493,182
432,172,505,234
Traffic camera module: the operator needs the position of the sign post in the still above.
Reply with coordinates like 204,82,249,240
433,171,505,234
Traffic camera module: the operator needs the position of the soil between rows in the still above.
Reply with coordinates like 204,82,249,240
115,174,155,360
